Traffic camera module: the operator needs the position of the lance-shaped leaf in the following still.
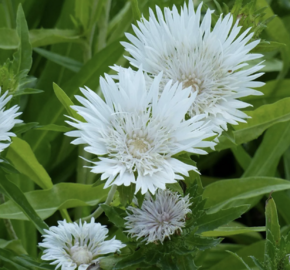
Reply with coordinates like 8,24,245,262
0,183,109,220
0,175,48,234
6,137,53,189
12,4,32,77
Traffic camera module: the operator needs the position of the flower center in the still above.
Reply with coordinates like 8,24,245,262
70,246,93,266
157,212,171,224
128,138,150,158
180,74,202,93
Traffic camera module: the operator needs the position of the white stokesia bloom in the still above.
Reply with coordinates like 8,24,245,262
125,189,192,243
121,2,264,132
39,218,125,270
66,68,215,195
0,88,22,155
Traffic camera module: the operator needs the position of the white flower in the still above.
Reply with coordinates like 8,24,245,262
0,88,22,155
39,218,125,270
125,189,192,243
66,68,215,195
121,2,264,132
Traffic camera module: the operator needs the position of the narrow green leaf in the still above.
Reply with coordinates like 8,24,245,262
202,226,265,237
53,82,81,120
34,48,82,73
204,177,290,212
217,97,290,151
36,124,72,132
249,256,266,270
30,29,82,47
231,145,251,171
13,88,43,96
12,4,32,76
0,28,82,49
13,123,38,135
0,239,27,255
129,0,141,21
243,121,290,177
0,175,48,234
75,0,90,30
0,183,109,220
226,251,252,270
196,205,250,233
6,137,53,189
266,197,280,247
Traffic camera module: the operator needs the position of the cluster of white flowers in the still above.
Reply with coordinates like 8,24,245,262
39,1,264,267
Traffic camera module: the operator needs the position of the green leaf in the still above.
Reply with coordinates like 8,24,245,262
0,175,48,234
53,82,82,120
12,122,38,135
117,185,135,206
101,204,125,228
204,177,290,212
231,145,251,171
202,226,265,237
250,256,266,270
0,248,54,270
0,28,82,49
129,0,141,21
12,4,32,76
6,137,53,189
13,88,43,96
196,205,250,233
207,240,265,270
0,183,109,220
75,0,90,30
183,233,222,252
0,239,27,255
36,124,72,132
30,29,82,47
266,197,280,248
114,249,146,269
34,48,82,73
243,121,290,177
0,28,19,49
217,97,290,151
0,157,19,174
175,255,200,270
226,251,252,270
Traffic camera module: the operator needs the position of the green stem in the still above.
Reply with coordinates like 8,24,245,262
74,146,91,220
59,209,72,223
81,185,117,222
0,193,18,239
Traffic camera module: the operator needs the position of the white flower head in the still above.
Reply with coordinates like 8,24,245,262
66,68,215,195
121,2,264,132
0,88,22,155
39,218,125,270
125,189,192,244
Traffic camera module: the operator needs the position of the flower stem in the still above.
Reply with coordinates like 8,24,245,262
59,209,72,223
80,185,117,222
0,193,18,239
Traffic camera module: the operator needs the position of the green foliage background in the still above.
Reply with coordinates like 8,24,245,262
0,0,290,269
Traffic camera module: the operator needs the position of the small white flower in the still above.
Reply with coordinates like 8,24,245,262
39,218,125,270
66,68,215,195
125,189,192,244
121,2,264,132
0,88,22,155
